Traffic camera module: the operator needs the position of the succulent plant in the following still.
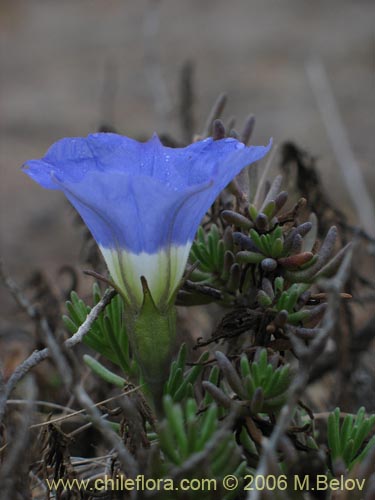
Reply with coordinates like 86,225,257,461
328,407,375,471
163,344,210,403
203,349,292,415
154,396,246,499
63,283,138,378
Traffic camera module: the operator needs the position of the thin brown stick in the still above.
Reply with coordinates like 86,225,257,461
306,59,375,238
73,384,138,480
0,272,116,423
29,387,141,429
142,0,171,130
248,243,354,500
201,92,228,138
28,291,139,481
0,377,36,500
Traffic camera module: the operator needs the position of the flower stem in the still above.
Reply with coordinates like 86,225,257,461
124,278,177,409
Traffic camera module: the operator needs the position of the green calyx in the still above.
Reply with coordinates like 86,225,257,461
124,277,177,405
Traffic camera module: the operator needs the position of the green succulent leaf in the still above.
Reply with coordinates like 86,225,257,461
63,284,138,377
327,406,375,470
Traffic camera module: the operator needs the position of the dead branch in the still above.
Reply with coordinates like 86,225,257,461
0,377,36,500
306,59,375,238
201,92,228,138
30,294,139,483
248,243,354,500
73,384,138,482
0,267,116,424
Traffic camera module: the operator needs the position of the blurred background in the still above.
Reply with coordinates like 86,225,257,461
0,0,374,325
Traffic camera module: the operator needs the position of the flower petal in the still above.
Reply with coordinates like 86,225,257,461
23,134,271,253
23,133,271,307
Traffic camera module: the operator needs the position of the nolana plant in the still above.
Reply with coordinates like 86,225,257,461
23,131,271,405
1,93,373,500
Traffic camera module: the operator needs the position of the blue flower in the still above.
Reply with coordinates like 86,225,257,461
23,133,271,310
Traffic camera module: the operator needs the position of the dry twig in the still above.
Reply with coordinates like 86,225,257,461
0,265,116,423
73,384,138,481
248,243,354,500
0,377,36,500
306,59,375,238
